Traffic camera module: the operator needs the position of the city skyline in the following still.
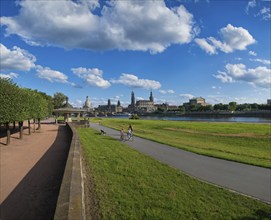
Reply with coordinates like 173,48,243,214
1,0,270,108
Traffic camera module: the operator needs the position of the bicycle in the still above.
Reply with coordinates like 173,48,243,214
126,132,134,141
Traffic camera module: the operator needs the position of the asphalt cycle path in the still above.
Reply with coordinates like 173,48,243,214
89,122,271,204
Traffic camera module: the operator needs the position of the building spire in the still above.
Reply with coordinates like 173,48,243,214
149,90,154,102
131,91,135,106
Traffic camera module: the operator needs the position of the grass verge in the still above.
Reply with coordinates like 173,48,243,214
79,127,271,219
90,118,271,168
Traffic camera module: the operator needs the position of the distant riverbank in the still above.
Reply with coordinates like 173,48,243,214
140,116,270,123
178,111,271,118
109,111,271,123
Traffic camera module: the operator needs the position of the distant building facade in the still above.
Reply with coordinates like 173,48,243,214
155,103,179,112
268,99,271,105
97,99,123,114
183,97,210,111
189,97,209,106
128,91,156,113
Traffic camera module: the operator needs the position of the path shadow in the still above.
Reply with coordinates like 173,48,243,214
233,209,271,219
0,125,72,220
0,125,28,139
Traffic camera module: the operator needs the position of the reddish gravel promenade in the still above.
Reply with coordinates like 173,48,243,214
0,119,71,220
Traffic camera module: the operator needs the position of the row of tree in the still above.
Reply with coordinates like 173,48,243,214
0,78,68,145
213,102,270,112
156,102,270,113
187,102,270,112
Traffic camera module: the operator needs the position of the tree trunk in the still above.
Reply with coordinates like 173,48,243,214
0,123,2,143
33,119,36,133
6,123,10,145
19,121,24,139
28,120,31,135
13,121,16,130
37,118,41,130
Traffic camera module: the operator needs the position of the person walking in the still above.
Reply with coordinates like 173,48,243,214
120,128,125,141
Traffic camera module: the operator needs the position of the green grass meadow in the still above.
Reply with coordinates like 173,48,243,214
90,118,271,168
79,127,271,219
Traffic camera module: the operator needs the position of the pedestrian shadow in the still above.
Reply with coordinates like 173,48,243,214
0,125,72,220
94,131,122,142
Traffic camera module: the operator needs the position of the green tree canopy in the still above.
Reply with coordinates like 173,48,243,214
228,102,237,111
53,92,67,109
0,78,21,123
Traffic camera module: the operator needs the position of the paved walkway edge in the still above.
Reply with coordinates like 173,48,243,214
54,123,85,220
89,122,271,204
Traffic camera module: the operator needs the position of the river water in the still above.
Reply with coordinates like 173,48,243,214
110,115,271,123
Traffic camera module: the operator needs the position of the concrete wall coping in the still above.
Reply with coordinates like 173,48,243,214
54,122,85,220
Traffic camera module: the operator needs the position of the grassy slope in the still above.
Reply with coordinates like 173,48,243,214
91,118,271,168
79,128,271,220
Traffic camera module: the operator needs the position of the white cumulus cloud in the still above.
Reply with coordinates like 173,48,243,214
250,58,271,65
111,73,161,90
248,51,257,56
257,7,271,21
245,0,256,14
0,43,36,71
214,63,271,88
245,1,270,21
195,24,256,54
0,72,19,79
213,71,234,83
70,99,84,108
72,67,111,88
194,38,217,54
179,93,194,100
159,89,175,94
1,0,198,54
36,65,70,84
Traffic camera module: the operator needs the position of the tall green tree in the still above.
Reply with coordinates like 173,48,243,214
36,90,53,116
0,79,21,144
228,102,237,112
53,92,67,109
23,89,36,135
24,90,50,132
0,79,51,144
36,93,48,130
15,89,30,139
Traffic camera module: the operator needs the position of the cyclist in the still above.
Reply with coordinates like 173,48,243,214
127,125,133,140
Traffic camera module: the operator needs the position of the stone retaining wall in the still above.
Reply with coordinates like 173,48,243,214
54,122,85,220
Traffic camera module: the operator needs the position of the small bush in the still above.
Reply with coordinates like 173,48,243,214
129,114,140,120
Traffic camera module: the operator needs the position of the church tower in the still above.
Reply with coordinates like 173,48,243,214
131,91,135,106
149,91,154,102
84,96,91,110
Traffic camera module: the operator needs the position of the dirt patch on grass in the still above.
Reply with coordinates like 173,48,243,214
82,152,100,220
163,127,270,138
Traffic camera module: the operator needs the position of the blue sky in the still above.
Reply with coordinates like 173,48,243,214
1,0,270,107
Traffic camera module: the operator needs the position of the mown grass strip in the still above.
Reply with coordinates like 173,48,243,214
90,118,271,168
79,127,271,220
